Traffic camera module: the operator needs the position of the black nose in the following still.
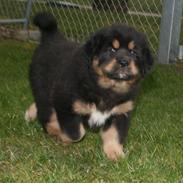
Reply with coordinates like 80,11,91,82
118,59,128,67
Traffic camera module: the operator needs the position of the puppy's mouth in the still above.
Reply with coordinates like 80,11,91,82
107,72,133,81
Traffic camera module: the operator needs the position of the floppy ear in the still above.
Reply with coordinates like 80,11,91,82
84,32,105,59
141,46,153,76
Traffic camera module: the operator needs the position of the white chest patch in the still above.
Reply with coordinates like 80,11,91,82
88,110,112,127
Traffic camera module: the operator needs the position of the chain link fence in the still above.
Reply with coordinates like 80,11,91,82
0,0,163,54
0,0,26,20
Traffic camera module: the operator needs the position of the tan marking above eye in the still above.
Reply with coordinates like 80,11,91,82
112,39,120,49
128,41,135,50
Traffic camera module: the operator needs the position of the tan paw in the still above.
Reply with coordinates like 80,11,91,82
25,103,37,122
103,142,125,161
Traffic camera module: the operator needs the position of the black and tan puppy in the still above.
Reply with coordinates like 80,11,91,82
25,12,153,161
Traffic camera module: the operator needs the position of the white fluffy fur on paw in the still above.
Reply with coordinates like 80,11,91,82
25,103,37,122
103,141,125,161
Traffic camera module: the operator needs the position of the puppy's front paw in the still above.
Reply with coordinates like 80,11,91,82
103,142,125,161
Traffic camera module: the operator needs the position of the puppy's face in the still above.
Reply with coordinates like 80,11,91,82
92,39,139,82
84,25,153,92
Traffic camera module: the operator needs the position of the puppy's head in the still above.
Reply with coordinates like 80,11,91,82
84,25,153,92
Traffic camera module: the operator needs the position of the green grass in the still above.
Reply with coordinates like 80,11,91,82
0,39,183,182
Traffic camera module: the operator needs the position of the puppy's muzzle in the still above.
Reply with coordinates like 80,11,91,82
118,58,129,67
107,57,132,81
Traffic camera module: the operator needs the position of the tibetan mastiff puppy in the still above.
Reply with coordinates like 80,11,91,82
25,12,153,161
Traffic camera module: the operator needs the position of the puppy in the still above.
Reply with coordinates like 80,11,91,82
25,12,153,161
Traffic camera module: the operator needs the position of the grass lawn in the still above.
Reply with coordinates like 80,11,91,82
0,39,183,182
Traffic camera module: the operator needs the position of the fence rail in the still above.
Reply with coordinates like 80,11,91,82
0,0,182,63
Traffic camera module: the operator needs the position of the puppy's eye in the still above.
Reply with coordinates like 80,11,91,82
130,49,136,55
111,48,116,53
107,47,116,53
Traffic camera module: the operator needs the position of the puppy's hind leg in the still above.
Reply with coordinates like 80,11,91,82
61,115,86,144
46,112,85,144
25,103,37,122
53,107,86,144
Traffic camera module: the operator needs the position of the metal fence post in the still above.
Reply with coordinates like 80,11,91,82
170,1,183,62
23,0,33,31
158,0,183,64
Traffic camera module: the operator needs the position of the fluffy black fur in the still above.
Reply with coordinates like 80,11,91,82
29,12,153,158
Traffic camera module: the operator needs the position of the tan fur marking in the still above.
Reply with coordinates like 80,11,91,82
92,59,131,94
112,81,130,93
112,100,134,115
92,59,116,89
128,41,135,50
73,100,96,115
98,77,130,94
129,60,139,75
112,39,120,49
103,59,117,72
101,125,125,161
46,113,61,137
92,59,103,76
98,77,115,89
25,103,37,122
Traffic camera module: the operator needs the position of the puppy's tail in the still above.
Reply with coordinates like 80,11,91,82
33,12,57,33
